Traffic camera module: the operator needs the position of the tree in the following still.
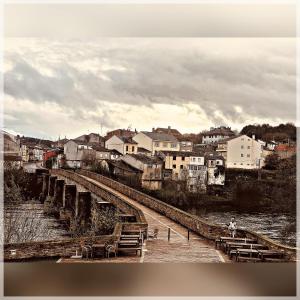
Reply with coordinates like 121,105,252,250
264,153,280,170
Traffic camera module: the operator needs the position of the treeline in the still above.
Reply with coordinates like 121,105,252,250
240,123,296,142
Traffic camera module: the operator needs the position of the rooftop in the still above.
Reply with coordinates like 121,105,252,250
159,150,204,157
203,127,235,137
126,153,163,164
142,131,178,143
119,136,138,144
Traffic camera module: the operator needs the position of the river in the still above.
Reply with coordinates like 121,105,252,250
188,208,297,247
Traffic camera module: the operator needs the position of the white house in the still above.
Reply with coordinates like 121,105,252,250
105,135,138,155
202,126,235,144
206,154,225,185
217,135,264,169
133,132,180,155
186,153,207,192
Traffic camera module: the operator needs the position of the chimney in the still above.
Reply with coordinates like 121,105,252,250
152,127,155,132
252,134,255,140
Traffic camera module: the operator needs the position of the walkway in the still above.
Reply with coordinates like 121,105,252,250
60,174,227,263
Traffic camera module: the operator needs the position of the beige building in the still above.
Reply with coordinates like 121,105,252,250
217,135,264,169
105,135,138,155
160,151,191,180
121,154,163,190
133,132,180,155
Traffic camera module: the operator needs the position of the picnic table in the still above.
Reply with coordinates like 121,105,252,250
258,249,285,260
225,242,267,254
236,248,259,261
215,236,257,249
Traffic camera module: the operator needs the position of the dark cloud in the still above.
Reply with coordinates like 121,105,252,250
4,38,296,137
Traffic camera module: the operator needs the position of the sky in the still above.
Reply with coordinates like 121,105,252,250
4,37,296,140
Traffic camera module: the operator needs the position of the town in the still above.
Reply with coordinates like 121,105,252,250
4,123,296,195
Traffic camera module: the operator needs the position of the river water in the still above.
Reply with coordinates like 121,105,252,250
188,209,297,247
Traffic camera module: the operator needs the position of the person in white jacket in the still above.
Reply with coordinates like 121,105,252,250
228,217,237,238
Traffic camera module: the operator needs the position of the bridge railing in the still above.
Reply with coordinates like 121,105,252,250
77,169,297,261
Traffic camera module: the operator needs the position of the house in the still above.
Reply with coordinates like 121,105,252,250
178,139,193,152
64,140,96,168
137,147,152,157
152,126,182,139
3,131,22,169
43,148,64,168
216,135,264,169
186,153,207,192
274,144,296,159
105,129,136,140
103,159,142,183
202,126,235,144
159,151,192,181
121,154,163,190
133,132,180,155
206,153,225,186
105,135,138,155
74,133,105,147
94,147,122,160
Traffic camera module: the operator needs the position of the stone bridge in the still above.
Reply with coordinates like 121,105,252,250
4,169,297,262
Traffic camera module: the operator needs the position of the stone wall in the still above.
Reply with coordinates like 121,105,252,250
77,169,297,260
4,223,122,261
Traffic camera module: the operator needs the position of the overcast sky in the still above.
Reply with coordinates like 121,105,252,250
4,37,296,140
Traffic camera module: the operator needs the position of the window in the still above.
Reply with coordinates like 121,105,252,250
163,143,167,147
247,146,250,149
172,164,176,169
216,161,220,165
241,145,244,149
241,154,244,157
126,145,129,151
180,165,183,169
247,154,250,157
173,156,176,160
132,146,135,152
241,138,244,141
241,163,243,165
154,142,159,147
182,157,185,161
234,163,236,165
171,143,177,148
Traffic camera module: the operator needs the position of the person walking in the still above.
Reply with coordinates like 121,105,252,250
228,217,237,238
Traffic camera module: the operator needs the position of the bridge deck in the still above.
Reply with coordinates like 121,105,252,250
60,174,227,263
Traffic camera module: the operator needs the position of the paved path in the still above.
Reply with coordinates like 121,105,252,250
60,174,227,263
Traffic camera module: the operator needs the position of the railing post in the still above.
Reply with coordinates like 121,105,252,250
168,227,171,241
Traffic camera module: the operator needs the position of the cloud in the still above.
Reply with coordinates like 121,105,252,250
4,38,296,138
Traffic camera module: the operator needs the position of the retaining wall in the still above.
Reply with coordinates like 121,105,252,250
4,223,122,261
